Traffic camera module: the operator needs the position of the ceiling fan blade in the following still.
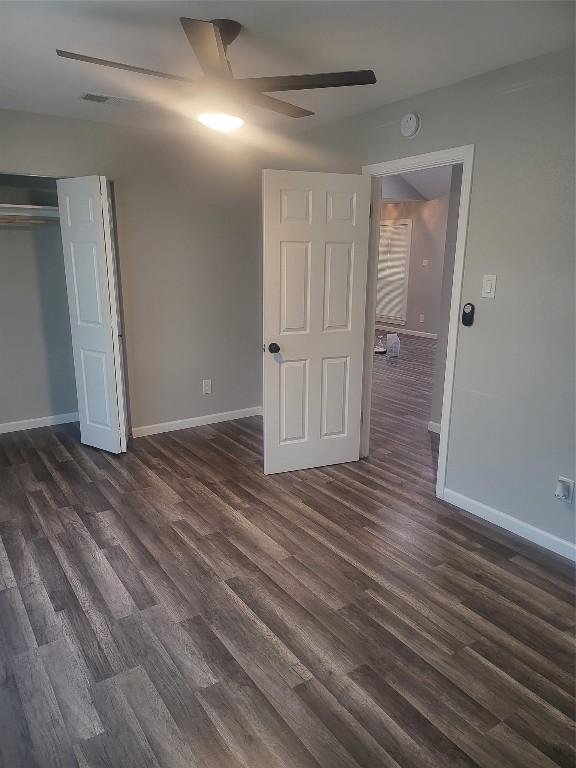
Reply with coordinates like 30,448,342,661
235,69,376,93
56,49,202,85
241,91,314,118
179,18,232,78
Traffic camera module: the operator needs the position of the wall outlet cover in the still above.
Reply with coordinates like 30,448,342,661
555,477,574,503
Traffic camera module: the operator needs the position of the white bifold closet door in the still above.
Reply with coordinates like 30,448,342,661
376,219,412,323
262,170,371,475
57,176,127,453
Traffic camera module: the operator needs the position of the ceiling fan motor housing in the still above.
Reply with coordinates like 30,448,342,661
211,19,242,49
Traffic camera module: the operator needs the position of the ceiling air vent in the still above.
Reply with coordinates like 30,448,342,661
80,93,150,109
81,93,111,103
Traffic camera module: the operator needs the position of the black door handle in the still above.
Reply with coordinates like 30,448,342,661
268,342,281,354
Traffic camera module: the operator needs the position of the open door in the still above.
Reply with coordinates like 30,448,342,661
263,170,371,474
57,176,127,453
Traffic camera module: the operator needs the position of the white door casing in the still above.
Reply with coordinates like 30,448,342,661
57,176,127,453
263,170,371,474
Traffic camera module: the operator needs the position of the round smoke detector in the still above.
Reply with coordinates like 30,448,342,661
400,112,421,138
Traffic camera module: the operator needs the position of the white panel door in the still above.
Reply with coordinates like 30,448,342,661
263,170,371,474
57,176,127,453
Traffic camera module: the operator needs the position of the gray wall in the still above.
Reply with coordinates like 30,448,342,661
0,109,262,431
431,165,463,425
300,47,575,543
379,195,449,335
0,224,77,423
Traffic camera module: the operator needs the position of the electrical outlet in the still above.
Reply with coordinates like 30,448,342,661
419,314,425,323
555,477,574,503
202,379,212,395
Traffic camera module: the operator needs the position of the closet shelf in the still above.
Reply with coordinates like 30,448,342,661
0,204,60,225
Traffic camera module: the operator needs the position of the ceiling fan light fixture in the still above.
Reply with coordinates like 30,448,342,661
197,112,244,133
57,18,377,124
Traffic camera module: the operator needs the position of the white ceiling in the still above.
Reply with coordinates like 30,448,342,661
401,166,453,200
0,1,573,132
380,165,452,201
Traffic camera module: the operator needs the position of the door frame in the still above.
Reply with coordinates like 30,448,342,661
360,144,475,498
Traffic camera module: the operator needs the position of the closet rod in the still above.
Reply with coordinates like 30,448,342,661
0,204,60,225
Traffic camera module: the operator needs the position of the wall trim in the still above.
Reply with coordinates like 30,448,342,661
427,421,441,434
0,412,79,435
376,325,438,339
132,406,263,438
442,488,576,562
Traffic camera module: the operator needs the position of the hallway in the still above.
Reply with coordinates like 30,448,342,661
370,333,439,478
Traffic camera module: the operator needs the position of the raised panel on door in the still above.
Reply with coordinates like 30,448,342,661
64,192,95,227
279,359,308,443
321,356,349,437
323,242,353,331
70,243,103,326
326,191,356,224
280,242,310,334
80,349,112,428
281,189,312,223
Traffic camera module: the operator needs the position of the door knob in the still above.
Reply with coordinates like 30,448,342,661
268,342,281,354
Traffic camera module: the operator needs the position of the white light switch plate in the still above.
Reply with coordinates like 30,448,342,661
481,274,497,298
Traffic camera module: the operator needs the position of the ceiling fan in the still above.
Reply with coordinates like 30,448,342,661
56,17,377,130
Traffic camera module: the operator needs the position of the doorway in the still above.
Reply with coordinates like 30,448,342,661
260,151,473,480
361,145,474,498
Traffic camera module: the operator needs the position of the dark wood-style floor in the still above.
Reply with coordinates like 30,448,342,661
0,336,574,768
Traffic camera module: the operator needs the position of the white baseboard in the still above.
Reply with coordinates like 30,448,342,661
132,406,263,438
376,326,438,339
442,488,576,562
427,421,441,434
0,412,79,435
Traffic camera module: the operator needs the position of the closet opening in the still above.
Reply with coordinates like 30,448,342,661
0,172,128,453
0,173,78,435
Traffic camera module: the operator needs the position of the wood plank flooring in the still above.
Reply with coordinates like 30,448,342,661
0,335,574,768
